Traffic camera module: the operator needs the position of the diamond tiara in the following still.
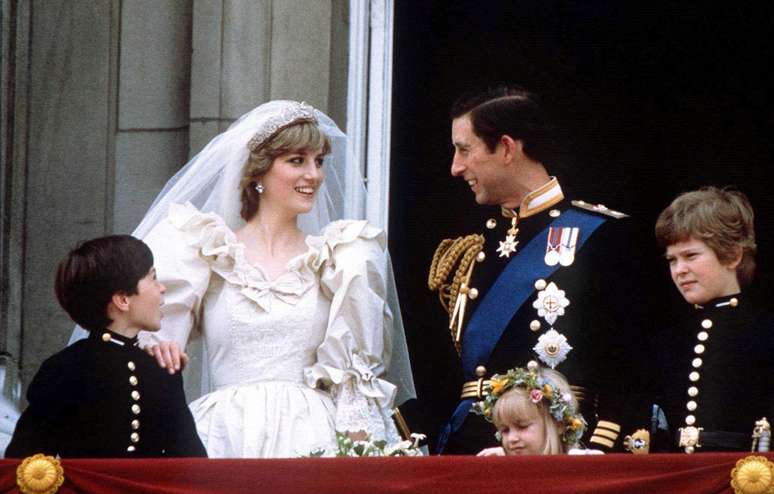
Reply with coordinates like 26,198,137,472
247,102,318,152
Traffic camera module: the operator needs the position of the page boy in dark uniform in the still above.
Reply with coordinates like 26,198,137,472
646,187,774,453
6,235,206,458
429,84,651,454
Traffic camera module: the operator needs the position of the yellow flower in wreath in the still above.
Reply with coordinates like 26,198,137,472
490,377,509,396
542,383,553,399
569,418,584,431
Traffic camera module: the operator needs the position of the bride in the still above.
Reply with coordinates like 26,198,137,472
116,100,414,457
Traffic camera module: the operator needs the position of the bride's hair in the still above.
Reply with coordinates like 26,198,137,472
239,120,331,221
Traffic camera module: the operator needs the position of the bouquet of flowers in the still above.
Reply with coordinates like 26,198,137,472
306,432,426,457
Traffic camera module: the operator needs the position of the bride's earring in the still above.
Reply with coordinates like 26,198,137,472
254,183,264,194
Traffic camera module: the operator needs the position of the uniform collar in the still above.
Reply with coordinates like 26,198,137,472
501,177,564,220
693,293,742,312
89,328,140,347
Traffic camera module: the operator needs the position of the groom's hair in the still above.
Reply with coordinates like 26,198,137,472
55,235,153,332
450,83,556,166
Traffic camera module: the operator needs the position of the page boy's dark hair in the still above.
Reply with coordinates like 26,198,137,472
54,235,153,331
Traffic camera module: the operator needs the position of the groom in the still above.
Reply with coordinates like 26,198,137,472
430,84,651,454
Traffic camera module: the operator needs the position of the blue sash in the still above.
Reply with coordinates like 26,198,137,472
437,208,608,452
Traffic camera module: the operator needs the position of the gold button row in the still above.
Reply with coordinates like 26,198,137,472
684,319,712,428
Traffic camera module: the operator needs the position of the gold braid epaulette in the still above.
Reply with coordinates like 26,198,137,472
428,234,485,354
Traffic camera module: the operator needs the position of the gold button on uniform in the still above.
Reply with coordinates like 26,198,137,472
527,360,539,372
534,279,547,291
685,415,696,425
686,401,697,411
127,445,136,452
468,288,479,300
697,331,709,342
692,358,702,368
689,371,700,382
130,432,140,443
131,390,140,401
701,319,713,329
476,252,486,262
131,420,140,430
127,361,136,371
129,376,138,386
132,404,141,415
694,344,705,354
475,365,487,377
486,219,497,229
688,386,699,397
729,297,739,307
529,320,541,332
102,333,112,342
549,209,561,218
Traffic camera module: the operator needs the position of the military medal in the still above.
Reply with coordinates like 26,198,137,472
533,329,573,369
532,281,569,325
544,227,562,266
545,227,580,266
496,216,520,258
559,227,579,266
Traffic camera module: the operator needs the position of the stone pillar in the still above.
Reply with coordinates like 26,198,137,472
17,0,120,390
113,0,193,233
189,0,348,154
1,0,28,401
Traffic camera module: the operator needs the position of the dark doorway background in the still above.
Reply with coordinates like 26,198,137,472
389,1,774,448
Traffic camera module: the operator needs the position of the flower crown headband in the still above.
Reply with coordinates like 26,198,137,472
472,363,586,446
246,101,318,152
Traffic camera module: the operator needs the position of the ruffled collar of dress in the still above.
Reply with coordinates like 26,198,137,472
168,203,313,311
167,203,383,311
305,218,384,270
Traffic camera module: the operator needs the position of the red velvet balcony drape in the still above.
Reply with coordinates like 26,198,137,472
1,452,769,493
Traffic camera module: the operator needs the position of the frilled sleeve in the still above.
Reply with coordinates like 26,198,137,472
303,220,400,441
139,202,221,350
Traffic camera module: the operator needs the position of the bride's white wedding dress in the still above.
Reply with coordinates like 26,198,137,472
141,202,400,458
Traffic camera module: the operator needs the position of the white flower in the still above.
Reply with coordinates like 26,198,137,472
533,329,573,369
532,281,570,325
410,433,427,449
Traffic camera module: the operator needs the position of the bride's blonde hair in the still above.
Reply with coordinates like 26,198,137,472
239,120,331,221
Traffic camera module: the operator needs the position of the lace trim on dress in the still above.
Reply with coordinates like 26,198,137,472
333,379,402,444
168,202,315,312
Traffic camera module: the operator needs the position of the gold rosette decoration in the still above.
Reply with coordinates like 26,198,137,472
16,454,64,494
730,455,774,494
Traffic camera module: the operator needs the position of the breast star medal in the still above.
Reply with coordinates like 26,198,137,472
533,329,573,369
532,281,570,325
496,216,520,258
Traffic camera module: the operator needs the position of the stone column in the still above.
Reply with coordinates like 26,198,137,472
189,0,348,154
113,0,193,233
17,0,120,390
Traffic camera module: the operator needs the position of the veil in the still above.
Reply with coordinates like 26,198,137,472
69,100,416,406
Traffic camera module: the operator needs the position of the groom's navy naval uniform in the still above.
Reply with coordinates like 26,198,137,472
6,329,207,458
432,178,649,454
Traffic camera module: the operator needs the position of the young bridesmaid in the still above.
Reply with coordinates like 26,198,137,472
475,363,585,455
